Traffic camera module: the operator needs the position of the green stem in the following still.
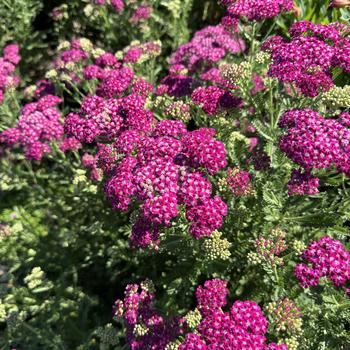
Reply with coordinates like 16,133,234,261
273,265,279,284
338,301,350,309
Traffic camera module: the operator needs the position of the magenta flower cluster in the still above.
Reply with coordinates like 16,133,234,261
226,168,252,196
279,109,350,179
287,169,319,196
64,93,154,143
103,120,228,247
113,282,180,350
181,279,287,350
130,5,152,24
264,21,350,97
170,25,245,73
96,0,125,12
199,67,236,90
191,86,242,115
295,236,350,291
0,44,21,104
122,41,161,64
114,279,288,350
224,0,294,21
0,95,65,160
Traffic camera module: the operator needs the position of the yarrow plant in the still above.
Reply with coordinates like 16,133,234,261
0,44,21,104
1,0,350,349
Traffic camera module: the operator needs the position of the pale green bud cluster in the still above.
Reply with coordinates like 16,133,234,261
0,174,12,191
221,62,252,86
60,73,73,82
57,41,70,51
92,48,106,59
24,84,37,98
140,279,155,293
153,95,172,109
202,230,231,261
184,308,202,329
162,0,181,19
24,267,44,290
83,4,99,19
64,61,77,71
227,131,250,149
254,51,271,65
95,323,119,345
292,240,306,256
165,101,191,123
73,169,87,185
0,302,7,322
11,221,23,234
284,336,299,350
271,228,286,239
79,38,94,53
322,85,350,109
87,185,98,194
115,50,124,60
218,177,229,193
165,340,180,350
133,323,149,337
247,251,262,265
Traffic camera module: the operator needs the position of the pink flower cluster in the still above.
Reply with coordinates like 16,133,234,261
97,0,125,12
170,25,245,73
123,41,161,64
114,279,288,350
96,66,134,98
295,236,350,291
287,169,319,196
226,168,251,195
0,44,21,104
180,279,288,350
191,86,242,115
83,52,122,82
130,5,152,24
103,120,228,247
264,21,350,97
64,94,154,143
279,109,350,178
200,67,236,89
0,95,63,160
224,0,294,21
113,282,180,349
